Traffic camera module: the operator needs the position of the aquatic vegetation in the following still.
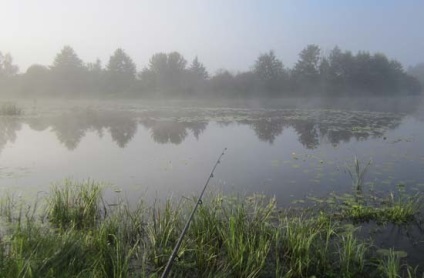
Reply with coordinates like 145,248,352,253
0,102,23,116
337,230,367,276
377,248,408,278
0,180,423,277
275,215,334,277
307,158,423,225
321,185,422,225
47,179,103,229
0,192,19,223
346,156,372,193
146,199,184,272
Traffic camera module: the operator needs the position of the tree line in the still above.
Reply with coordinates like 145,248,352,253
0,45,422,98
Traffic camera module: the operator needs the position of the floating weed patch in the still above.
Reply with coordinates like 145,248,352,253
315,157,421,225
316,190,421,225
381,203,417,224
0,102,23,116
344,203,377,222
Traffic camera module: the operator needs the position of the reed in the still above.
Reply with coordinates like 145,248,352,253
47,179,103,229
0,179,422,277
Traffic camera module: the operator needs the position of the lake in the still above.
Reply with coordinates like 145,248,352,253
1,98,423,205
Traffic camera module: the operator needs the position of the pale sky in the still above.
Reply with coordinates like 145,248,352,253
1,0,424,74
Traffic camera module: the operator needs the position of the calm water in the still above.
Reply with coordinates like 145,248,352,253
1,99,424,206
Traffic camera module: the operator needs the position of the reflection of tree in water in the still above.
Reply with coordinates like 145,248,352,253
141,119,207,144
185,121,208,140
322,128,352,146
51,113,89,150
319,114,402,147
2,108,406,150
239,110,403,149
150,121,188,144
216,121,233,127
243,119,285,144
292,121,319,149
26,118,50,132
45,110,138,150
0,117,22,153
108,115,137,148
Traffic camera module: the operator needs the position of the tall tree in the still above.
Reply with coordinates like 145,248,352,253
253,50,286,94
87,59,104,94
22,64,51,95
167,52,187,94
408,63,424,88
318,57,331,93
107,49,136,79
189,56,208,79
167,52,187,72
106,49,136,93
0,52,19,78
292,45,321,94
186,56,208,95
138,67,157,94
51,46,84,72
234,71,258,97
350,51,373,93
0,52,19,95
149,53,168,75
50,46,86,95
87,59,102,73
326,47,354,94
210,69,235,95
144,53,168,93
146,52,188,94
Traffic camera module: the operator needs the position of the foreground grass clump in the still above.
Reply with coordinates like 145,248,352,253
0,180,423,277
0,102,23,116
47,179,103,229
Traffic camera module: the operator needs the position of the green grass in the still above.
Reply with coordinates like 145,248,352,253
47,179,103,229
0,179,423,277
317,185,422,225
346,156,371,195
377,248,408,278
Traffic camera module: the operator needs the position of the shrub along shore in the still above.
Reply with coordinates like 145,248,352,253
0,179,422,277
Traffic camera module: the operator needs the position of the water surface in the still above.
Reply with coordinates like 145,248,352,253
1,99,423,206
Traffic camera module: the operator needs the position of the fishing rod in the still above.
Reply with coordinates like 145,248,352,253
161,147,227,278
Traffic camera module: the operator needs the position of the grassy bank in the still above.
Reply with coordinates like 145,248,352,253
0,179,422,277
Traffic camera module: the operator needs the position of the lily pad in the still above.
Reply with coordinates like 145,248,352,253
377,249,407,258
